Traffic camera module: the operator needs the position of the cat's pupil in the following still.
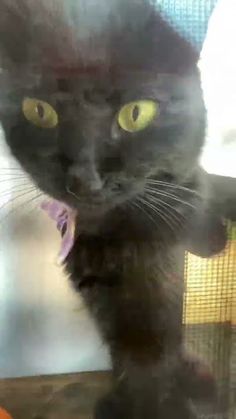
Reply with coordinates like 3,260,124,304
132,105,139,121
36,103,45,119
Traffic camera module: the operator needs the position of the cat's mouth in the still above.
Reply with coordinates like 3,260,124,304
66,186,106,206
64,182,138,212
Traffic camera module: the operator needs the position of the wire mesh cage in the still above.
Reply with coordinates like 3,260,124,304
183,221,236,418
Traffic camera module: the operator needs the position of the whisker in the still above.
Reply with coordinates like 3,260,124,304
147,179,201,197
0,182,33,197
126,200,167,284
144,192,186,224
131,199,163,238
26,195,45,217
66,185,81,202
0,166,24,170
145,187,197,210
0,186,37,213
139,196,178,238
0,177,29,185
0,171,25,176
0,166,25,173
0,191,43,224
144,193,184,230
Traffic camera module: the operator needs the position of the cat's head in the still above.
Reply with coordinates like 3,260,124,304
0,0,205,218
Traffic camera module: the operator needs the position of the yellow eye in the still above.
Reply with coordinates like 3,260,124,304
22,98,58,129
118,100,159,133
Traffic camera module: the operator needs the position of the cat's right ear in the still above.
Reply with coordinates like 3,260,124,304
0,0,30,69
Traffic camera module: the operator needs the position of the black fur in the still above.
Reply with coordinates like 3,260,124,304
0,1,226,418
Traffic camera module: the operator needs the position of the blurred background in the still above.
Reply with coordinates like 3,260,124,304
200,0,236,178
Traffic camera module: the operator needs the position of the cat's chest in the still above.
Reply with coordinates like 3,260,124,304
66,235,185,293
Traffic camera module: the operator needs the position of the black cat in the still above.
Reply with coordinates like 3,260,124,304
0,1,227,418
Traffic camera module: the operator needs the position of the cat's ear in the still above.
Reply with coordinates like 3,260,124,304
0,0,31,69
0,0,79,74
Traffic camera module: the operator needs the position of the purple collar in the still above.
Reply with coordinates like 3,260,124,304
41,200,77,264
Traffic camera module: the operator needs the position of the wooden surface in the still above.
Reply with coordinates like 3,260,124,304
0,372,111,419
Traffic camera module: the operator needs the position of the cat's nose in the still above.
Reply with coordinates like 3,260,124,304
66,165,104,198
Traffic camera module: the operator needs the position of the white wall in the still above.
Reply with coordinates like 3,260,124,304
200,0,236,178
0,133,110,378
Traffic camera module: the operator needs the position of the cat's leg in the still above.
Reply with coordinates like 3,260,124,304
94,372,200,419
92,321,216,419
67,240,214,419
93,349,216,419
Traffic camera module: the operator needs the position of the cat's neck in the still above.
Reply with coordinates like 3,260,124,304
76,204,183,246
